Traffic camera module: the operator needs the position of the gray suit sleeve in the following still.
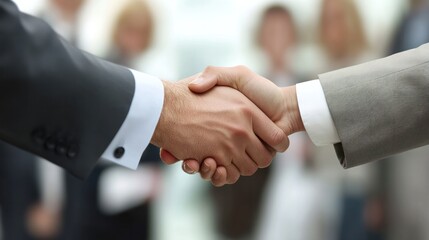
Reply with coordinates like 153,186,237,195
0,0,136,178
319,43,429,168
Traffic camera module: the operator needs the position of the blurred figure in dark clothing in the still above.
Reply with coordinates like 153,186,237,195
59,2,161,239
210,6,319,240
30,1,87,239
386,1,429,240
0,142,39,240
390,0,429,53
59,146,160,240
211,169,271,240
35,1,161,240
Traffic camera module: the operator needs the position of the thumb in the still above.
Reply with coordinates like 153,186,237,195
188,74,218,93
189,66,247,93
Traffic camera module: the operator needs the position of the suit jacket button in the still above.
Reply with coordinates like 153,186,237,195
114,147,125,159
67,144,79,159
56,144,67,155
44,138,56,151
32,128,47,144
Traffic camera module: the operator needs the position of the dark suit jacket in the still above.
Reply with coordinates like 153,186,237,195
0,0,136,178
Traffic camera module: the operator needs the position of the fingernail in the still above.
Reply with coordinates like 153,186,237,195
182,162,196,174
190,77,204,85
202,162,210,173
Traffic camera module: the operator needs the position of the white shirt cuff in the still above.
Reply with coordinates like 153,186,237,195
101,69,164,169
296,80,340,146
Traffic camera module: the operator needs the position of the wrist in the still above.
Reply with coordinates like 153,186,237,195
151,81,174,147
282,86,305,134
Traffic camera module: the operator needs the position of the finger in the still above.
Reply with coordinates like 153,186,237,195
159,148,180,165
211,166,228,187
200,158,217,180
246,134,276,168
231,152,258,177
225,163,241,184
182,160,199,174
251,107,289,152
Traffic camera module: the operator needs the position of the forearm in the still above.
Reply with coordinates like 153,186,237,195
319,44,429,167
0,0,135,177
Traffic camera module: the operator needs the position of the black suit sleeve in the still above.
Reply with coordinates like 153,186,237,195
0,0,136,178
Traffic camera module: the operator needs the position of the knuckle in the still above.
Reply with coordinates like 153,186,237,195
242,165,258,176
226,167,240,184
212,180,224,187
234,65,249,74
231,125,250,140
259,154,274,168
220,144,235,164
203,65,216,74
241,169,251,177
201,172,210,180
228,175,240,184
271,129,288,149
239,105,253,117
270,150,276,159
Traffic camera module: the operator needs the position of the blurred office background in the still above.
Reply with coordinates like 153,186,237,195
1,0,429,239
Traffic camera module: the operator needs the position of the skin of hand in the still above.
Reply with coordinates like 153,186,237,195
159,66,305,186
151,75,289,184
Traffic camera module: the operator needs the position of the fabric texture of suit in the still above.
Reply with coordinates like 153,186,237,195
0,141,40,240
319,43,429,168
0,0,135,178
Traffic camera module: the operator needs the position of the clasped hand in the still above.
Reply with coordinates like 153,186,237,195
151,66,304,186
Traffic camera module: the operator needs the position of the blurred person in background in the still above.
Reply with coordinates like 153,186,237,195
82,1,162,239
318,0,373,69
209,166,270,239
0,0,88,239
314,0,383,239
27,1,87,239
39,0,86,44
251,5,326,240
390,0,429,54
0,143,39,240
61,1,160,239
32,1,161,239
207,6,305,239
386,0,429,239
106,0,153,68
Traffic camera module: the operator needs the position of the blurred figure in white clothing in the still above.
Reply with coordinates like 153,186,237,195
315,1,384,240
254,6,326,240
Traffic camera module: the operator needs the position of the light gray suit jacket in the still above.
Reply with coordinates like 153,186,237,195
319,43,429,168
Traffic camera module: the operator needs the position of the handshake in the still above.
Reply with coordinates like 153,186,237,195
150,66,305,187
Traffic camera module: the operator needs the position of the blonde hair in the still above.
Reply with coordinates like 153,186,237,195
112,0,154,51
319,0,368,57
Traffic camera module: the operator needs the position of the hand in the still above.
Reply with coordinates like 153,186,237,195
151,75,289,184
160,66,305,186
